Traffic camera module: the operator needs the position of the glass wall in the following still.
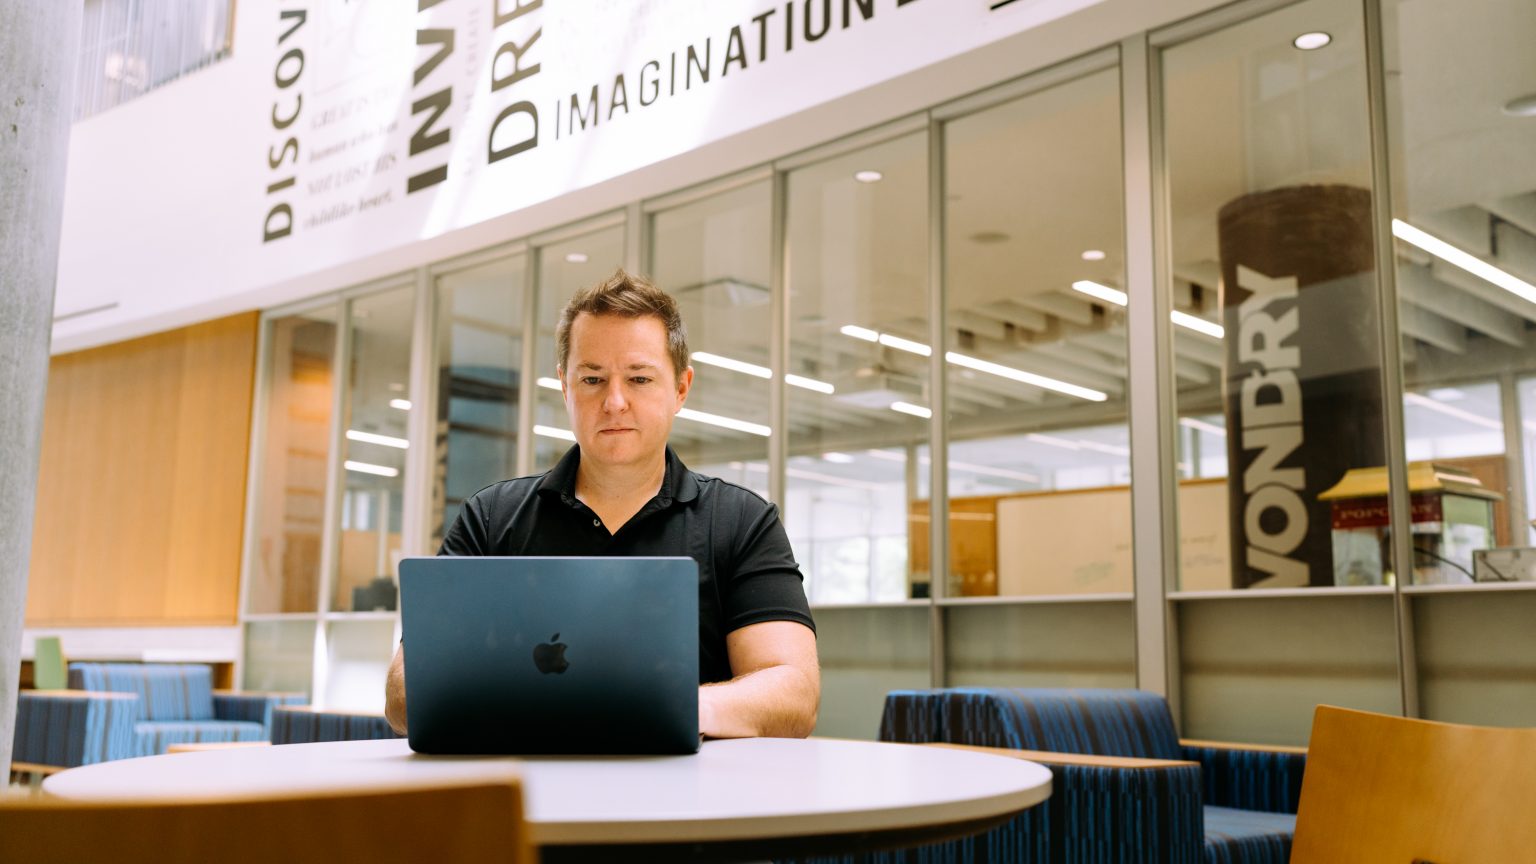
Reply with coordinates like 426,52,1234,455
1159,0,1401,743
1383,0,1536,726
333,287,415,613
249,305,337,615
944,66,1131,601
649,180,774,497
432,254,527,547
784,134,928,604
531,225,627,470
241,0,1536,738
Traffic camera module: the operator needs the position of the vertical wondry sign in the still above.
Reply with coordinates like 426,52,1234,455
1217,184,1386,589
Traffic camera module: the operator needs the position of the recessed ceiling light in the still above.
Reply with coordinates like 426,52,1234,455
565,252,588,264
821,452,855,464
1503,93,1536,117
1293,31,1331,50
1081,249,1107,261
853,170,883,183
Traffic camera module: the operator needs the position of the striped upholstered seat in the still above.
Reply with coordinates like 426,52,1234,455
10,663,304,770
270,705,402,744
876,688,1301,864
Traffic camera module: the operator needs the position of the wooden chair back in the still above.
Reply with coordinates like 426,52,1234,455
0,779,537,864
1292,705,1536,863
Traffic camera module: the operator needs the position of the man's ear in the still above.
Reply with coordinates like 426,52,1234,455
676,366,693,408
556,366,568,401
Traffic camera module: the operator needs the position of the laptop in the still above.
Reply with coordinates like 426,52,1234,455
398,556,700,755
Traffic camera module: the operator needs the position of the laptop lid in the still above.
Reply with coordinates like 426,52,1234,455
399,556,699,755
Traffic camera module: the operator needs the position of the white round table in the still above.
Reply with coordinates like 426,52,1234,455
45,737,1051,861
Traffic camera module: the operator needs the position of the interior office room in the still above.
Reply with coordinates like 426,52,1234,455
3,0,1535,861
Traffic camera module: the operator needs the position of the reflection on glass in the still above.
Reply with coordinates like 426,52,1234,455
433,255,526,547
250,306,337,614
1386,0,1536,577
323,620,395,712
1164,0,1390,590
943,66,1129,598
333,287,414,612
242,620,315,695
650,182,772,498
532,227,626,470
785,133,927,603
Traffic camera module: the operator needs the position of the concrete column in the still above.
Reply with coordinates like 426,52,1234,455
1,0,82,774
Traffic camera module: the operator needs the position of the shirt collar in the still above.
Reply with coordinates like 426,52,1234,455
537,445,699,506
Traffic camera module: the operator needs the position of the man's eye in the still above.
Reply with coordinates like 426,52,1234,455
631,377,652,385
582,377,603,386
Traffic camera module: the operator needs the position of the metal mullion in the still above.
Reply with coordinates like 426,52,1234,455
768,170,789,510
1363,0,1418,719
516,246,542,477
232,309,277,690
402,268,435,557
312,295,355,704
926,115,948,689
624,201,643,274
1126,34,1182,709
1499,372,1530,542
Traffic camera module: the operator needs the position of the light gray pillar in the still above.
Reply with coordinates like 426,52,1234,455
1,0,82,775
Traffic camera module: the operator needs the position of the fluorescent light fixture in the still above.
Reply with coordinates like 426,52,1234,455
949,459,1039,483
1292,31,1332,50
839,324,879,342
1426,387,1465,402
677,407,771,437
1170,310,1225,339
346,430,409,449
1081,249,1107,262
537,377,562,390
1027,433,1081,451
1179,417,1228,437
1403,393,1503,431
878,333,932,357
1075,440,1131,457
344,460,398,478
821,452,856,464
692,351,771,379
532,424,576,442
853,170,883,183
1071,280,1128,306
1392,219,1536,305
784,373,835,394
389,399,412,411
890,401,932,419
946,351,1109,402
564,252,588,264
1072,280,1225,338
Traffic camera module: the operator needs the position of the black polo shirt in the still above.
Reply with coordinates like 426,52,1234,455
439,445,815,684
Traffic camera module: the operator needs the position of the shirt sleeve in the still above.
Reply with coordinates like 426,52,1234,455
721,497,816,636
438,494,491,556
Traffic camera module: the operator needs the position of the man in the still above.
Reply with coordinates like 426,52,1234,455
384,269,819,739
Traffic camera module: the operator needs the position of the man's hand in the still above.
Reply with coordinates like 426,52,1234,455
384,644,407,735
699,620,819,739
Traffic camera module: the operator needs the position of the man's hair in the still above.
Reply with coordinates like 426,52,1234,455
556,268,690,379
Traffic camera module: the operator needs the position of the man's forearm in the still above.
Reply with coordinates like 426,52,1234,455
384,648,408,735
699,664,819,739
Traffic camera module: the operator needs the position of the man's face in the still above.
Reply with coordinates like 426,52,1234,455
560,312,692,472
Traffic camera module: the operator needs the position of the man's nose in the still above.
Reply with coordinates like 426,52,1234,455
602,380,628,412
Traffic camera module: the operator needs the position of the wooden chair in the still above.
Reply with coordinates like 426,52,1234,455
1292,705,1536,863
0,778,537,864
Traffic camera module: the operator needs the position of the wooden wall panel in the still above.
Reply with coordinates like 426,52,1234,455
26,312,260,625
